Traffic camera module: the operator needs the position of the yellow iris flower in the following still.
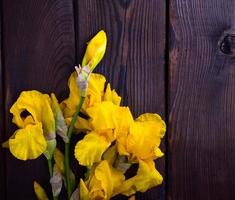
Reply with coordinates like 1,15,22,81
5,90,56,160
74,102,133,166
74,102,165,168
79,160,125,200
117,113,166,162
60,72,121,131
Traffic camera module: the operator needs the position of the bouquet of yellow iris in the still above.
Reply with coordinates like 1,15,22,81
2,31,166,200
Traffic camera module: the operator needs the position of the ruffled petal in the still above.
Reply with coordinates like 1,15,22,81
103,83,121,106
136,113,166,138
10,90,55,138
83,73,106,111
118,113,166,161
10,90,44,127
126,121,161,161
118,160,163,196
74,133,110,166
9,123,47,160
86,102,133,132
86,102,118,130
89,160,125,199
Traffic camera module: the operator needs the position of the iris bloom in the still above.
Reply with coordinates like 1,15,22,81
4,90,56,160
74,102,133,166
60,73,121,131
79,160,125,200
117,113,166,162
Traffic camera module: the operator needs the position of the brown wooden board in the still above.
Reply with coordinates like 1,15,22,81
2,0,75,199
76,0,166,199
168,0,235,199
0,1,6,198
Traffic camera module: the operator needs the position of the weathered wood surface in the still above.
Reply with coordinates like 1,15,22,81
0,0,166,199
168,0,235,199
1,0,75,199
0,2,6,199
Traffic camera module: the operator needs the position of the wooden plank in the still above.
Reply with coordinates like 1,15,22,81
168,0,235,199
2,0,75,199
0,0,6,198
76,0,166,199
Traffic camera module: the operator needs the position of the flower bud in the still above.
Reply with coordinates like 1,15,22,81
82,30,107,71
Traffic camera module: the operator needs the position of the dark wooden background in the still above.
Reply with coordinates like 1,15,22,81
1,0,235,199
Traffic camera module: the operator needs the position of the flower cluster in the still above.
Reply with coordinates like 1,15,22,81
2,30,166,200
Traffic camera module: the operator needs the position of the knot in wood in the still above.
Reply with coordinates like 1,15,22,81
218,30,235,56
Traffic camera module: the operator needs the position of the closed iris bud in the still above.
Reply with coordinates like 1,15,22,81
82,30,107,71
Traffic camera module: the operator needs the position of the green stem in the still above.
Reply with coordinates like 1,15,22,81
64,96,85,199
48,159,53,177
47,159,58,200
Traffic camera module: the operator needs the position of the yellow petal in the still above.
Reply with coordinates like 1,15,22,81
86,102,133,132
79,179,89,200
82,30,107,71
82,73,106,111
10,90,55,138
9,123,47,160
118,160,163,196
24,115,35,125
54,148,64,174
87,74,106,97
102,145,117,166
60,72,81,119
129,195,136,200
10,90,43,127
73,116,92,132
89,160,125,199
119,114,165,161
136,113,166,138
86,102,117,130
74,133,110,166
154,147,164,158
61,72,106,121
126,121,161,161
34,181,49,200
41,95,56,139
103,83,121,106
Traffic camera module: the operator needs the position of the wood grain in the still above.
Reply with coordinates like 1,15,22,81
76,0,166,199
168,0,235,199
2,0,75,199
0,1,6,198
